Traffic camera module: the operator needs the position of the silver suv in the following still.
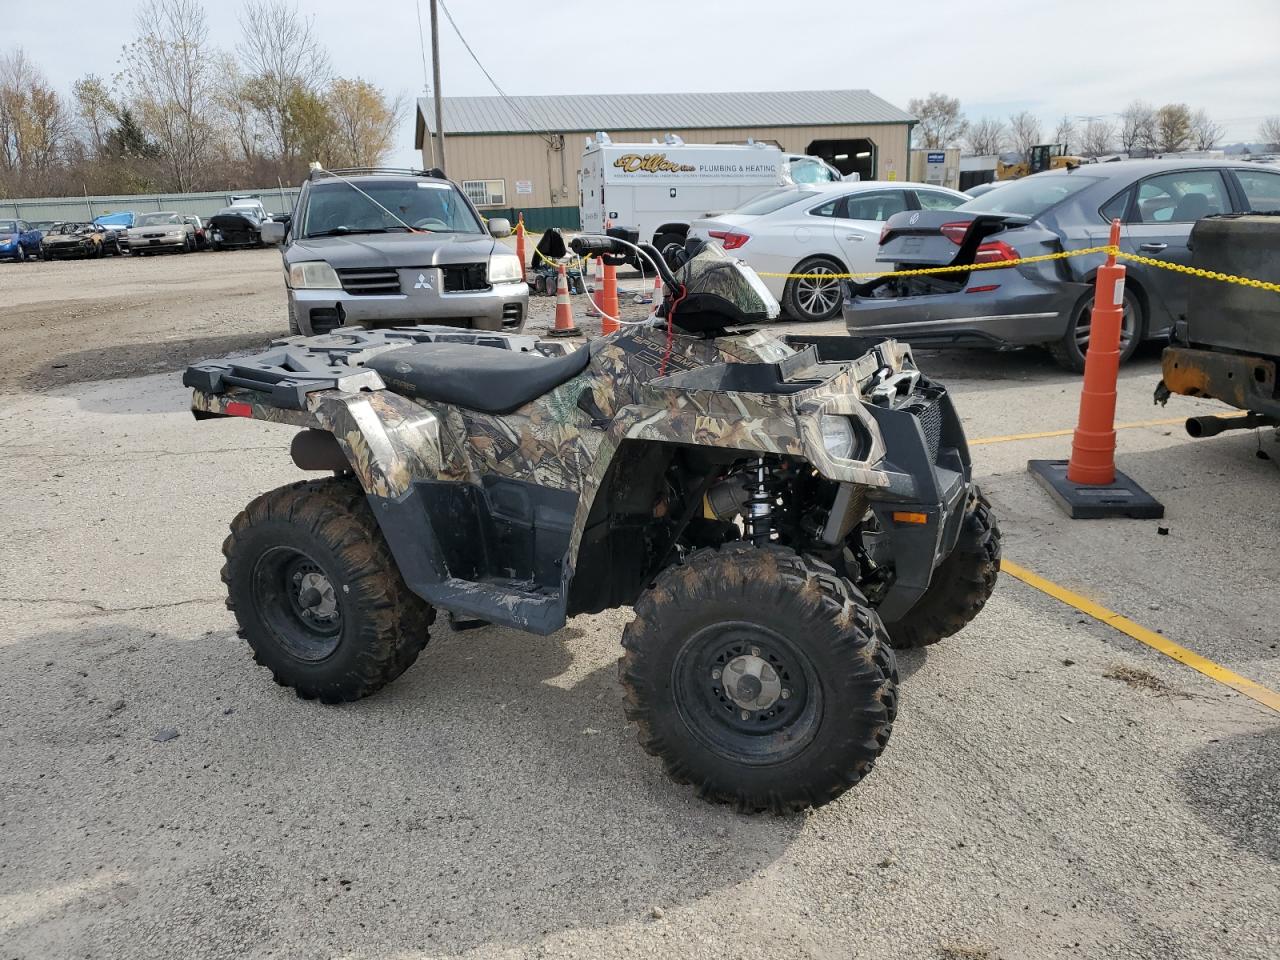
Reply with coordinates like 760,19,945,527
264,168,528,336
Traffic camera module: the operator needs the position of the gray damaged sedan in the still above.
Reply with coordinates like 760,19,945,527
844,159,1280,371
264,168,529,337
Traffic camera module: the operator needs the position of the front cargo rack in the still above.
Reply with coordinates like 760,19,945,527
183,325,550,409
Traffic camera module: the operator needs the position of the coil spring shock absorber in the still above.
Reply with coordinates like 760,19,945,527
744,457,781,545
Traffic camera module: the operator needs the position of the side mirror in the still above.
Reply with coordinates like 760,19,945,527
488,217,512,239
260,220,287,245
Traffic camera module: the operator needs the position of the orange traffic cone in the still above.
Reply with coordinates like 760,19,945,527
515,213,527,282
547,262,580,338
600,258,621,335
636,274,660,305
1027,218,1163,518
585,255,602,317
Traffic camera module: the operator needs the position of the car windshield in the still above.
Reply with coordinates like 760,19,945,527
958,174,1102,217
56,223,87,234
303,179,483,237
732,188,818,216
790,159,838,184
0,220,17,234
137,212,181,227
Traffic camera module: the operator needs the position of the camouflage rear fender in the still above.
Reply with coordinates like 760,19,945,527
192,388,449,499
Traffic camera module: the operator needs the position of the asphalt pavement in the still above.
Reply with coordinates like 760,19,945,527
1,252,1277,959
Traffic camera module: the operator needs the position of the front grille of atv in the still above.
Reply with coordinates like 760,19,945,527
903,395,943,462
336,267,401,295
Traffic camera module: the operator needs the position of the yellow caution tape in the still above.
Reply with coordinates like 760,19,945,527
754,243,1280,294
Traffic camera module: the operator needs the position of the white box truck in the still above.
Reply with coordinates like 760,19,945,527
580,136,802,255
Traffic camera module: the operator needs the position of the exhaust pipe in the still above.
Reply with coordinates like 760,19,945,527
1185,413,1279,438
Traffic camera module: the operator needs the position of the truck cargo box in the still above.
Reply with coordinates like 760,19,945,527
1184,214,1280,358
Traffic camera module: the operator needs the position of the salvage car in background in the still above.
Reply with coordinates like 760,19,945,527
690,181,968,321
128,211,197,254
845,160,1280,371
41,221,122,259
263,166,526,336
0,219,44,262
183,215,211,250
93,211,136,252
207,205,267,250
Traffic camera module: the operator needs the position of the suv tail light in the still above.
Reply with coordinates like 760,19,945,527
974,240,1019,264
708,229,749,250
878,224,890,245
940,221,971,245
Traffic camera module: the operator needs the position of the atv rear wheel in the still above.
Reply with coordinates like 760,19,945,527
222,478,434,703
882,486,1001,649
620,543,898,812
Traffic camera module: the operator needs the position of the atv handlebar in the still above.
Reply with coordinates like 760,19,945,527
570,230,680,293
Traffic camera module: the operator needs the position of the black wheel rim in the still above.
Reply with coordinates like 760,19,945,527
1075,295,1135,355
252,546,344,661
672,620,821,766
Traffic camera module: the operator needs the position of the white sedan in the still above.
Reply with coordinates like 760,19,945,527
690,181,970,322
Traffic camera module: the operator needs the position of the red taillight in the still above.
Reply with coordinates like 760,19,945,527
878,224,890,244
965,284,1001,294
940,221,971,245
226,401,253,418
708,229,749,250
974,240,1019,264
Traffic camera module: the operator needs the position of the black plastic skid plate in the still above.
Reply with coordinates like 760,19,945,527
183,325,550,409
1027,459,1165,520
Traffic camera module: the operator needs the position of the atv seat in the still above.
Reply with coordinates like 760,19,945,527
367,343,591,414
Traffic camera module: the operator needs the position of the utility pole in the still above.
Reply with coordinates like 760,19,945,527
429,0,446,175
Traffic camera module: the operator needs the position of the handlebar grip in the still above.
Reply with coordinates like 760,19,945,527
569,236,618,256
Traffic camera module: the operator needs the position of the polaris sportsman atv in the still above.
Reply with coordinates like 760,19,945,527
184,227,1000,812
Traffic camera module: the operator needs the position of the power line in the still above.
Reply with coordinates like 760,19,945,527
436,0,555,146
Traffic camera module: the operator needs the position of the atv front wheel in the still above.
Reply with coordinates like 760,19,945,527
222,478,434,702
882,486,1001,649
620,543,898,812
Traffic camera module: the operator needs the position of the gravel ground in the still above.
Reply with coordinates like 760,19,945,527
1,251,1277,959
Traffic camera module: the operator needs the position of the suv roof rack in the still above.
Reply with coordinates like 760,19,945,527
308,166,448,182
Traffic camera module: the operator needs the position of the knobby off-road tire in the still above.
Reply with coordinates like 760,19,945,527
221,477,435,703
620,543,898,813
883,486,1001,650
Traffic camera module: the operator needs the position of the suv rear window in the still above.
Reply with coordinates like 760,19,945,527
302,179,483,237
959,174,1102,218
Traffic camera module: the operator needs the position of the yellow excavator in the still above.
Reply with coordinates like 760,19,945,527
997,143,1086,180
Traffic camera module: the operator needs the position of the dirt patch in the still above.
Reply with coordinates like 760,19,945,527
938,944,993,960
1,249,285,393
1103,663,1186,697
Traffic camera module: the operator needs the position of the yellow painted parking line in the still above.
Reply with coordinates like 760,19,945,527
1002,559,1280,714
969,412,1247,447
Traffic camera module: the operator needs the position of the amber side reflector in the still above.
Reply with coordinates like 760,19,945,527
892,511,929,525
226,401,253,418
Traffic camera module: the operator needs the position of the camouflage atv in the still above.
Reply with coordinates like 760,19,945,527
184,228,1000,812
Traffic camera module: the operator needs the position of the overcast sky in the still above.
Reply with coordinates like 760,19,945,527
6,0,1279,170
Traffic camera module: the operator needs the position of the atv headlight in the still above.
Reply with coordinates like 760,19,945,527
487,252,523,283
820,415,856,460
289,261,342,289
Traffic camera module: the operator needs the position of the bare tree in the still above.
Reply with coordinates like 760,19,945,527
1080,118,1116,157
907,92,966,149
1155,103,1192,153
72,74,117,156
1258,116,1280,151
120,0,223,190
964,116,1005,156
1007,110,1042,161
0,48,71,187
1187,109,1225,151
1051,115,1077,149
1119,100,1157,155
237,0,331,162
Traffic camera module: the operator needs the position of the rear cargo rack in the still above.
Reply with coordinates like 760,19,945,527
183,326,550,410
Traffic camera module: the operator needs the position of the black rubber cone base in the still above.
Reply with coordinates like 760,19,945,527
1028,459,1165,519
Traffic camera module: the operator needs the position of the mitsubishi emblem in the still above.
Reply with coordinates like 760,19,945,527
414,273,432,289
